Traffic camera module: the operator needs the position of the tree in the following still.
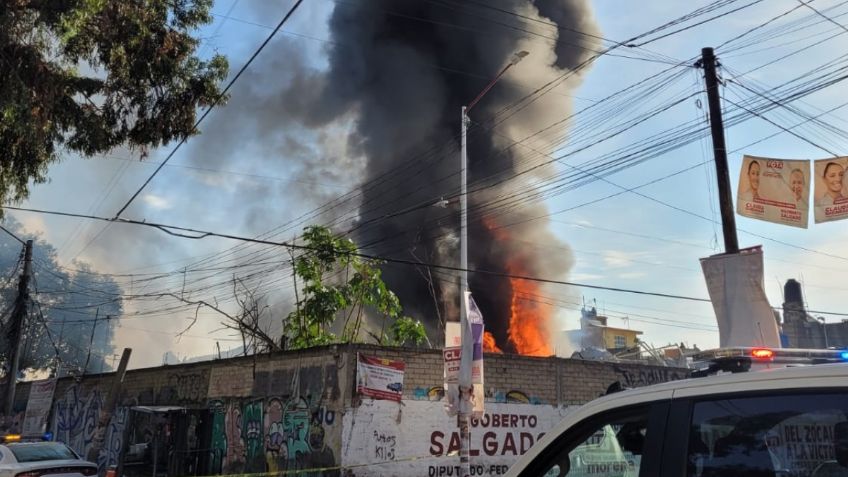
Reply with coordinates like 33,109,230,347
0,219,123,375
0,0,228,206
285,225,427,349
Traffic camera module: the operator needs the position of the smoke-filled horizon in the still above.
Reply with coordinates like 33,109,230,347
303,0,599,354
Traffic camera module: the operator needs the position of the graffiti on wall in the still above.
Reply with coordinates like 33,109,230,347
52,385,127,470
209,400,228,473
156,371,209,404
244,401,264,473
485,390,543,405
209,396,338,476
413,386,445,401
612,366,686,388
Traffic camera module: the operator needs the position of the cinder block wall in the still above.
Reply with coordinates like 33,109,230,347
3,344,687,475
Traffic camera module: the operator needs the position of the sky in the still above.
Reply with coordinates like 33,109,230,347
10,0,848,368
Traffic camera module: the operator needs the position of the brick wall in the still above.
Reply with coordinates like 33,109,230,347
2,345,687,475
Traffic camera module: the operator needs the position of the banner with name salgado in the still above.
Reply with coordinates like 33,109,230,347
736,155,810,228
813,157,848,223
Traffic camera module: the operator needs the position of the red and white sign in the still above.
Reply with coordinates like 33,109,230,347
357,354,405,402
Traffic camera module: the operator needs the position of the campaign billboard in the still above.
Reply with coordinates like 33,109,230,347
736,155,809,228
813,157,848,223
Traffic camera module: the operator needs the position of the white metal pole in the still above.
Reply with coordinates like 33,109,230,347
460,106,469,292
459,106,471,477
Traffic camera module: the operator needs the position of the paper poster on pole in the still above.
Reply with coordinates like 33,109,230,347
736,155,810,228
813,157,848,223
22,378,56,436
700,246,781,348
444,293,485,418
356,354,405,402
444,322,461,416
464,292,485,419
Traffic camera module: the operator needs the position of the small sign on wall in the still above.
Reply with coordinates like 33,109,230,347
357,354,405,402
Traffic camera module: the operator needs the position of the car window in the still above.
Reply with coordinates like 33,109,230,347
686,392,848,477
534,409,649,477
8,443,78,462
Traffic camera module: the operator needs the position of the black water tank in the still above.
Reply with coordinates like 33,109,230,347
784,279,803,304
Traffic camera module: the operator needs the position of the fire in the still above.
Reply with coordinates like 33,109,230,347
483,331,502,353
481,217,554,357
507,269,553,357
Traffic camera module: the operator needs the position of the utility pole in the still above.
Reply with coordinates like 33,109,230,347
697,47,739,254
4,239,33,420
87,347,131,467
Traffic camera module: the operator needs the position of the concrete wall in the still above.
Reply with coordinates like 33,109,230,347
2,345,687,476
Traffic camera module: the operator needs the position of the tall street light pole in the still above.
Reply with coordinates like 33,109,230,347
460,50,529,294
458,50,528,477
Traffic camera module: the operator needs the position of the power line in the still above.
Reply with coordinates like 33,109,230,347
114,0,305,218
3,205,714,303
0,224,25,245
798,0,848,34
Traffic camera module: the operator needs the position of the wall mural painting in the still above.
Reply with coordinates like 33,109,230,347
52,385,127,471
243,400,264,473
208,396,338,476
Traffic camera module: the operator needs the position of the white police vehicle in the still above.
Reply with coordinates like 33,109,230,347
506,347,848,477
0,435,96,477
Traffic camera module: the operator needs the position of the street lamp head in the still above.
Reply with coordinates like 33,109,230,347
510,50,530,66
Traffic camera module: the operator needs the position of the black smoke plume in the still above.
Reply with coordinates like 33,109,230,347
257,0,599,352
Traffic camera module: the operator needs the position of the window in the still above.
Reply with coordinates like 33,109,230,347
687,392,848,477
8,443,78,462
533,409,649,477
614,336,626,349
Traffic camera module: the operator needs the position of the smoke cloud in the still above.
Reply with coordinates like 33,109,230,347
232,0,599,353
313,1,598,353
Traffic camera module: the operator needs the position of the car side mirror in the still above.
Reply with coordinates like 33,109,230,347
835,422,848,467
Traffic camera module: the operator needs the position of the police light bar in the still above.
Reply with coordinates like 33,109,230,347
2,434,22,443
695,347,848,363
691,347,848,377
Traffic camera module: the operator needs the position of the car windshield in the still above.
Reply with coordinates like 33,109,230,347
8,443,77,462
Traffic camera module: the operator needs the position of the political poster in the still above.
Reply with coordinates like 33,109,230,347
736,155,810,228
813,157,848,223
444,292,485,418
21,378,56,436
356,354,405,402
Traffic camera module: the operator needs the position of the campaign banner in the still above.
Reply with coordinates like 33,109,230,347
736,155,809,228
813,157,848,223
700,246,781,348
22,378,56,436
444,293,486,418
357,354,405,402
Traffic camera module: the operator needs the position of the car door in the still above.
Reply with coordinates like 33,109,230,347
515,400,670,477
659,388,848,477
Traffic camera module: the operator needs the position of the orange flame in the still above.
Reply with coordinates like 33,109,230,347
483,331,502,353
506,263,553,356
481,217,554,357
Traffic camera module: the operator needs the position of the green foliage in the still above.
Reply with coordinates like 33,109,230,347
0,0,228,207
389,316,427,347
285,226,427,349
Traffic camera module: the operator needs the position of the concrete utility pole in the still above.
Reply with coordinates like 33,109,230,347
697,47,739,254
4,239,33,421
86,347,131,467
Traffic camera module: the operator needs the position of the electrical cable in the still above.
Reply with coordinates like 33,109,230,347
114,0,305,218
